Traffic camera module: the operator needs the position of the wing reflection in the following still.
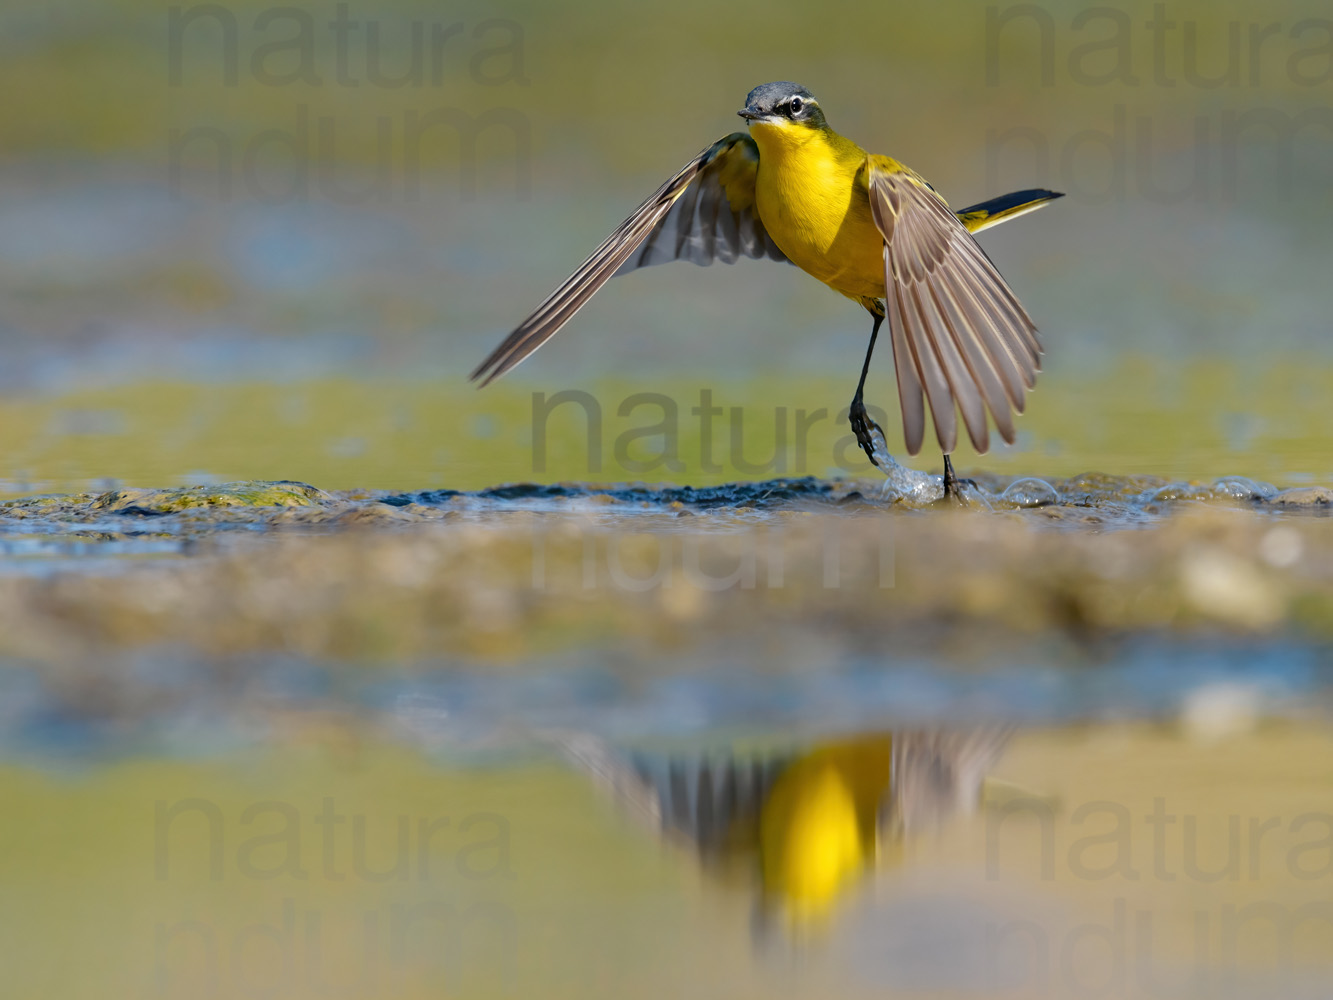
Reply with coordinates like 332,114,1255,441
560,728,1012,929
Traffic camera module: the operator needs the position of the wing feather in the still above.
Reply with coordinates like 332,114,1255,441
868,162,1045,455
930,267,1017,441
471,133,786,386
886,279,927,454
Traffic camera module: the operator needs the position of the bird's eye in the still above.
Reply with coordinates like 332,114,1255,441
789,97,803,115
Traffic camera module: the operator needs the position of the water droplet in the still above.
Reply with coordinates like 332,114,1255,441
1000,478,1058,507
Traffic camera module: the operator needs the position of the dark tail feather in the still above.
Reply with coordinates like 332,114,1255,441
955,188,1064,234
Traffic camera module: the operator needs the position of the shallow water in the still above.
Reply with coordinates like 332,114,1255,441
5,698,1332,999
0,470,1329,997
0,334,1327,991
1,366,1332,499
0,359,1328,1000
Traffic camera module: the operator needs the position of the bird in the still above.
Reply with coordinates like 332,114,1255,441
471,82,1062,499
556,728,1014,928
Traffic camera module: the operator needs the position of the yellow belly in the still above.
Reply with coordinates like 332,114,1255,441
751,125,886,302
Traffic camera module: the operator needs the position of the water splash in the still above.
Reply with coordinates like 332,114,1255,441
867,425,944,503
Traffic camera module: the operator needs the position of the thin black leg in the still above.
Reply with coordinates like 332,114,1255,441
849,312,886,467
942,454,961,499
941,454,976,503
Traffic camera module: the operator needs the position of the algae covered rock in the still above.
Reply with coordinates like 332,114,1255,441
1266,486,1333,508
91,480,330,514
0,493,100,520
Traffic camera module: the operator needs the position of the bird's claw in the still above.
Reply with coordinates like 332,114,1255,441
849,397,885,468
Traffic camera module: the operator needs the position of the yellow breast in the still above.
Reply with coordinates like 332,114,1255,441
749,122,887,302
758,736,893,920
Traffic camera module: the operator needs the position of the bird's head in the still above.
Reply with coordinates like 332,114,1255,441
738,82,827,143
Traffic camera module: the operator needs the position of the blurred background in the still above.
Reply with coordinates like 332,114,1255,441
1,0,1331,491
3,2,1333,998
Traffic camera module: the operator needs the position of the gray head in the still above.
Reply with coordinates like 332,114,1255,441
738,82,827,129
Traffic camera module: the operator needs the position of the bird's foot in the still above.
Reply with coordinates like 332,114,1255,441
940,454,977,506
850,401,974,505
849,396,886,469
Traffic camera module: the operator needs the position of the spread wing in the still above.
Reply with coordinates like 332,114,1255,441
886,728,1012,833
555,733,791,864
471,133,787,387
867,161,1043,456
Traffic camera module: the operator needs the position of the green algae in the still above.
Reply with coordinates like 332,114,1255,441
89,480,330,514
0,476,1327,667
1,363,1332,502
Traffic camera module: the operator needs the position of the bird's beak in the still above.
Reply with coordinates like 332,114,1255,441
737,109,765,121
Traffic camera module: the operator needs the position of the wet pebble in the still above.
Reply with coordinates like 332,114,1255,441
1258,526,1303,568
1266,486,1333,507
1180,682,1263,742
1178,545,1282,628
1145,482,1215,503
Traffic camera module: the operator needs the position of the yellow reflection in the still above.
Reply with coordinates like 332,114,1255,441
758,738,892,922
564,729,1016,931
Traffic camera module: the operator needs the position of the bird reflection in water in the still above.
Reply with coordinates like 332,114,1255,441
560,728,1025,933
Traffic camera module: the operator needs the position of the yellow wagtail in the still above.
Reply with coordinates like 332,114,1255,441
472,82,1062,497
559,728,1012,929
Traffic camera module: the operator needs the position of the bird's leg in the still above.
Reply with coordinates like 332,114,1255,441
942,454,963,501
849,312,886,467
940,454,977,503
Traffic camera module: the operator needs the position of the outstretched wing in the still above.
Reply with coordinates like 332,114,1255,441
555,732,792,864
886,728,1012,833
471,133,786,387
867,160,1043,456
612,136,787,274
